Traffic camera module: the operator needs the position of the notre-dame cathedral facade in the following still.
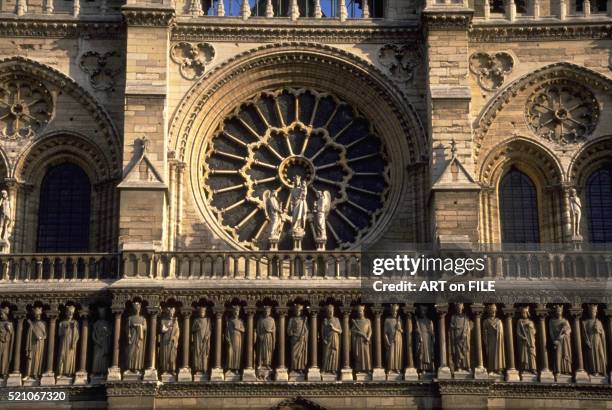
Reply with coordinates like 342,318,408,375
0,0,610,408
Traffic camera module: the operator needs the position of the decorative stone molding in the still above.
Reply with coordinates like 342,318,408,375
378,44,421,83
469,52,514,91
79,51,122,91
0,19,123,39
469,22,612,43
525,79,599,145
0,75,53,140
473,62,612,160
170,42,215,80
422,11,473,31
121,6,176,27
568,136,612,188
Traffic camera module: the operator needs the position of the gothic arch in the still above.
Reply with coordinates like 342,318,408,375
473,62,612,161
168,42,428,250
569,135,612,190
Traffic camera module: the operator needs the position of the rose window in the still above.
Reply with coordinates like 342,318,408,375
203,88,390,250
525,80,599,144
0,76,53,139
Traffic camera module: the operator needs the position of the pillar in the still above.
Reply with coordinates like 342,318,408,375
536,304,554,382
7,306,25,386
372,305,386,380
402,305,418,380
340,305,353,381
570,305,589,383
74,307,89,385
242,306,256,381
436,305,451,379
275,307,288,381
107,307,123,381
143,305,159,381
307,306,321,381
472,304,489,379
210,306,224,381
177,306,193,382
503,306,519,381
41,305,58,385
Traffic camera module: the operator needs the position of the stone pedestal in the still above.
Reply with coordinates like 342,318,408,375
55,375,73,385
256,368,272,381
589,374,608,384
505,369,520,382
161,372,176,383
474,366,489,380
224,370,240,381
193,372,208,382
420,372,434,381
73,371,88,385
242,368,257,381
404,367,418,381
90,375,106,385
40,372,56,386
123,370,143,381
488,372,504,381
143,368,158,382
107,367,122,381
22,377,40,387
453,370,471,380
437,366,452,380
274,367,288,381
520,371,538,383
355,372,372,381
177,367,192,382
307,367,321,381
372,367,386,381
340,368,353,381
210,367,224,381
555,374,572,383
538,369,555,383
6,373,22,387
574,370,590,384
289,371,306,381
321,372,337,382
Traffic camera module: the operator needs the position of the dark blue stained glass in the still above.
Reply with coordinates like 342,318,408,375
499,168,540,244
587,168,612,243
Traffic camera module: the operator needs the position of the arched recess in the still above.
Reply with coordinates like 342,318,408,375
168,42,428,250
13,132,118,252
478,137,564,244
569,136,612,242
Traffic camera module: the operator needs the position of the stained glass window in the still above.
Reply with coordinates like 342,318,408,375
586,168,612,243
499,168,540,244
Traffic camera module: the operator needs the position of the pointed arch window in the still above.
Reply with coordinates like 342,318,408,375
499,168,540,243
36,163,91,252
586,167,612,243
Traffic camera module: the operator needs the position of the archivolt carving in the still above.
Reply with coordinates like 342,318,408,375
525,79,599,145
0,74,53,139
378,44,420,82
170,42,215,80
203,88,390,250
469,52,514,91
473,63,612,161
79,51,122,91
569,136,612,188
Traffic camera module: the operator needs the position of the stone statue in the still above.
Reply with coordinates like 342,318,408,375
91,307,111,376
262,190,283,242
192,306,211,373
57,305,80,377
351,305,372,372
225,305,244,371
289,176,308,236
287,304,308,372
384,304,403,372
482,304,505,374
159,306,180,375
127,301,147,372
0,307,13,377
414,305,435,373
569,188,582,238
549,305,572,375
256,306,275,370
25,307,46,380
583,304,606,375
321,304,341,374
0,190,11,240
449,303,472,371
313,190,331,242
516,306,537,373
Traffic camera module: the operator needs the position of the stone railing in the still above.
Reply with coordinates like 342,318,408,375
0,253,118,281
475,0,611,21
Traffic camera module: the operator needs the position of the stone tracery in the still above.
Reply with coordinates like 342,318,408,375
0,75,52,140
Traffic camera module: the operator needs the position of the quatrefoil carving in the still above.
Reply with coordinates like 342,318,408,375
469,52,514,91
79,51,122,91
170,42,215,80
378,44,420,82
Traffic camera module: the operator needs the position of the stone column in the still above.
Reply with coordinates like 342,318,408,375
435,305,451,379
177,306,192,382
7,306,25,386
536,304,554,382
74,307,89,385
472,304,488,379
143,306,159,381
210,306,224,381
41,305,58,385
275,307,288,381
372,305,386,380
402,305,417,380
570,305,589,383
107,307,123,381
242,306,256,381
307,306,321,381
503,306,519,381
340,305,353,381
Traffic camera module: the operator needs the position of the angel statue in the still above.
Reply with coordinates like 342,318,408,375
314,190,331,243
262,190,283,243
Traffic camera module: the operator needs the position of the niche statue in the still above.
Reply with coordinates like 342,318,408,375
414,305,435,373
583,304,606,376
287,304,308,373
192,306,211,374
321,304,341,374
0,307,13,378
127,301,147,372
351,305,372,372
159,306,180,375
384,304,403,372
256,306,275,371
57,305,80,377
482,304,505,374
91,307,111,376
449,303,472,372
25,307,46,380
225,306,244,372
549,305,572,375
516,306,537,373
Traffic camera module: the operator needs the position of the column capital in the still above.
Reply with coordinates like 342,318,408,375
569,304,584,317
244,306,257,316
45,305,59,319
213,305,226,316
146,306,161,316
339,305,352,317
402,304,415,316
180,306,193,317
435,304,448,316
604,304,612,318
275,306,288,316
534,304,548,317
307,305,319,315
371,304,384,316
79,306,90,319
471,303,484,316
111,306,124,315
